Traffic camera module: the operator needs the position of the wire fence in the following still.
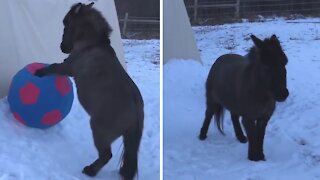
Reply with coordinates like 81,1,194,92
115,0,159,39
118,14,159,39
115,0,320,38
184,0,320,25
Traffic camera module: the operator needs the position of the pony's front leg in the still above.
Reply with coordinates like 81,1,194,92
256,118,269,161
35,63,71,77
242,118,259,161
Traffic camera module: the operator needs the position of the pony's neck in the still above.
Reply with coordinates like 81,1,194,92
246,48,272,99
73,37,111,52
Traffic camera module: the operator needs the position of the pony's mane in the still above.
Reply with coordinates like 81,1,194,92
85,7,113,38
69,3,113,44
246,36,272,62
246,46,259,62
246,36,287,66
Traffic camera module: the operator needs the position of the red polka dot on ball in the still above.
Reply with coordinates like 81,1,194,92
13,112,26,125
26,63,45,74
41,110,62,126
19,82,40,105
55,76,71,96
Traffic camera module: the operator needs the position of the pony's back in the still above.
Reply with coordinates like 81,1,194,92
206,54,249,103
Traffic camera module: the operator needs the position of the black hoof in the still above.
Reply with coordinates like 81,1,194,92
82,166,97,177
248,154,265,161
119,166,126,176
237,136,247,143
248,156,259,161
257,153,266,161
34,69,45,77
119,166,133,180
198,134,207,140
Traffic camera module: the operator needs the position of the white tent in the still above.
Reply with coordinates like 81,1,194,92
0,0,125,98
164,0,201,64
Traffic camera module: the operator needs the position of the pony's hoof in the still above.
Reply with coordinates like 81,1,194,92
248,156,259,161
34,69,45,77
119,166,126,176
198,134,207,140
248,154,265,161
257,153,266,161
119,166,133,180
237,136,247,143
82,166,97,177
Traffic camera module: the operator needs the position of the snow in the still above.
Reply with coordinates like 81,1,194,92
0,39,159,180
164,18,320,180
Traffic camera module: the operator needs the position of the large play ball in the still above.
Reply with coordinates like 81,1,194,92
7,63,74,129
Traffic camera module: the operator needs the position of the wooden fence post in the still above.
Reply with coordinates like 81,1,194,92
122,12,129,36
193,0,198,23
235,0,240,18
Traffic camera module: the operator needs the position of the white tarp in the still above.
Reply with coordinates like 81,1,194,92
0,0,125,98
164,0,201,64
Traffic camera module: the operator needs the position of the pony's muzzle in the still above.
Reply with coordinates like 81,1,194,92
275,88,289,102
60,42,71,54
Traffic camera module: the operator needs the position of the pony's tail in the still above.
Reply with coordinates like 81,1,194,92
205,67,225,136
214,105,225,135
120,94,144,180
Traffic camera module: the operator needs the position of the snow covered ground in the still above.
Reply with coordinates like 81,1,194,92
164,18,320,180
0,39,160,179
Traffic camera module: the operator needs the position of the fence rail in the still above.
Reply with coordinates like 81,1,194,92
185,0,320,25
118,12,159,38
189,0,240,21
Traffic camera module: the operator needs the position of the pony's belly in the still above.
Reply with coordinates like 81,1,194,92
211,83,240,112
76,88,92,114
228,100,276,119
211,84,275,119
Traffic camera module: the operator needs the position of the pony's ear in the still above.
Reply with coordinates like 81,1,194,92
270,34,280,43
73,3,83,14
87,2,94,8
251,35,263,48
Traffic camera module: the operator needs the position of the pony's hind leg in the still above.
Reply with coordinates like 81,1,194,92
199,101,220,140
120,125,143,180
82,146,112,177
231,114,247,143
199,108,213,140
82,120,114,177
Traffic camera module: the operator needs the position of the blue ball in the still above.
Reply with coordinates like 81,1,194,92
7,63,74,129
